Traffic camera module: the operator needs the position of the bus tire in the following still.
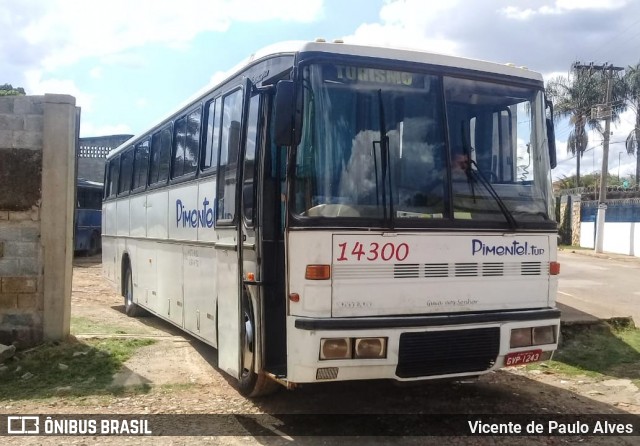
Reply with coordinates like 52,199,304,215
238,293,279,398
123,265,143,317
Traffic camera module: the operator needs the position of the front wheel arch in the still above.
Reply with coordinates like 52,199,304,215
122,256,143,317
237,289,279,398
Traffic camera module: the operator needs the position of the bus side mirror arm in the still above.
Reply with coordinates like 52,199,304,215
546,99,557,169
273,80,301,147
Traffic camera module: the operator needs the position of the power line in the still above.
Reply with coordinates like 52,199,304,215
555,138,634,167
590,17,640,60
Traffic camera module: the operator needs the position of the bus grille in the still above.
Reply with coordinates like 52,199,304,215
333,262,546,279
396,328,500,378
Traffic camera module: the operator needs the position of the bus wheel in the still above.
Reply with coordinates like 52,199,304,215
123,265,142,317
238,294,279,398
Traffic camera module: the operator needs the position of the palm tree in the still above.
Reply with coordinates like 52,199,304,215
546,65,624,186
0,83,26,96
624,63,640,183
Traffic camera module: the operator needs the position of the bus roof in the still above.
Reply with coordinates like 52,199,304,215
77,178,104,188
297,41,541,80
241,40,542,82
107,40,542,159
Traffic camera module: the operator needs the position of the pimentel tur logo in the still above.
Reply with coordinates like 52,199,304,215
472,239,545,256
176,198,214,228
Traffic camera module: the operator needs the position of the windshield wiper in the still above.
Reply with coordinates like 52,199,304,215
377,89,394,228
465,160,518,230
459,123,516,230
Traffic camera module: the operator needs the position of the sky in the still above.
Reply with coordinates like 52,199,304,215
2,0,640,182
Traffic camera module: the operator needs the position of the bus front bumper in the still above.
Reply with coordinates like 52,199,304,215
285,308,560,384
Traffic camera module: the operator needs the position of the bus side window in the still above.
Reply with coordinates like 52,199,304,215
107,157,120,198
104,157,120,199
202,98,221,171
172,108,201,179
88,188,102,209
118,148,134,194
242,94,260,225
149,126,172,185
132,139,150,190
184,109,201,176
216,89,243,224
172,116,187,178
78,186,102,209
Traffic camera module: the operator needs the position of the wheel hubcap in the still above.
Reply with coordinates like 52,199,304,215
241,311,254,377
126,272,133,306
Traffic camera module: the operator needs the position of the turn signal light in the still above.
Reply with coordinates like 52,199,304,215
305,264,331,280
549,261,560,275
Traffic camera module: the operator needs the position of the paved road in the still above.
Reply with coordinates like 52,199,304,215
557,250,640,324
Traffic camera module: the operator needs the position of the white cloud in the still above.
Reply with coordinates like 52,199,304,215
209,70,232,88
18,0,324,71
501,7,538,21
343,1,640,81
135,98,148,109
343,0,459,54
1,0,323,94
501,0,628,21
346,23,459,55
0,0,324,136
89,67,103,79
24,70,94,111
555,0,628,11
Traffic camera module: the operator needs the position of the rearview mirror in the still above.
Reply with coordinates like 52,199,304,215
546,118,557,169
545,99,557,169
274,80,297,147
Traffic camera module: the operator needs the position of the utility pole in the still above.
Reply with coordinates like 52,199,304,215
618,151,623,182
572,62,624,253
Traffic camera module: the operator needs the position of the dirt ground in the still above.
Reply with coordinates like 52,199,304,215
1,257,639,445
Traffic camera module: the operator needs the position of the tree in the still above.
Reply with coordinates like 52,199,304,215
546,65,625,186
624,63,640,183
0,84,26,96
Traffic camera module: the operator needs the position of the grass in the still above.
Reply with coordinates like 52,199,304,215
71,316,156,335
158,383,197,393
527,323,640,385
0,338,155,401
71,316,127,335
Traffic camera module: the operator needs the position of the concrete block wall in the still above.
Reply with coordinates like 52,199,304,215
571,200,581,247
77,134,132,183
0,94,77,347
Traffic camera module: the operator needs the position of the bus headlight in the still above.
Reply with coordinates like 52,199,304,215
510,328,533,348
510,325,557,348
532,326,556,345
320,338,351,360
354,337,387,359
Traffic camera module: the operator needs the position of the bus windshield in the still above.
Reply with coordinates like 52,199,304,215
292,63,554,228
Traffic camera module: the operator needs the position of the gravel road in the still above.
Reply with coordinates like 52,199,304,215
1,257,638,445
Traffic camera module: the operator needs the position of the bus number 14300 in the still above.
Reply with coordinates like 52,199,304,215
336,242,409,262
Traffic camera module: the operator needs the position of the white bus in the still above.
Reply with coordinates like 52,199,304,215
102,41,561,397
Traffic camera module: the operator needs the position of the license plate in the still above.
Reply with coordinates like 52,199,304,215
505,349,542,366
